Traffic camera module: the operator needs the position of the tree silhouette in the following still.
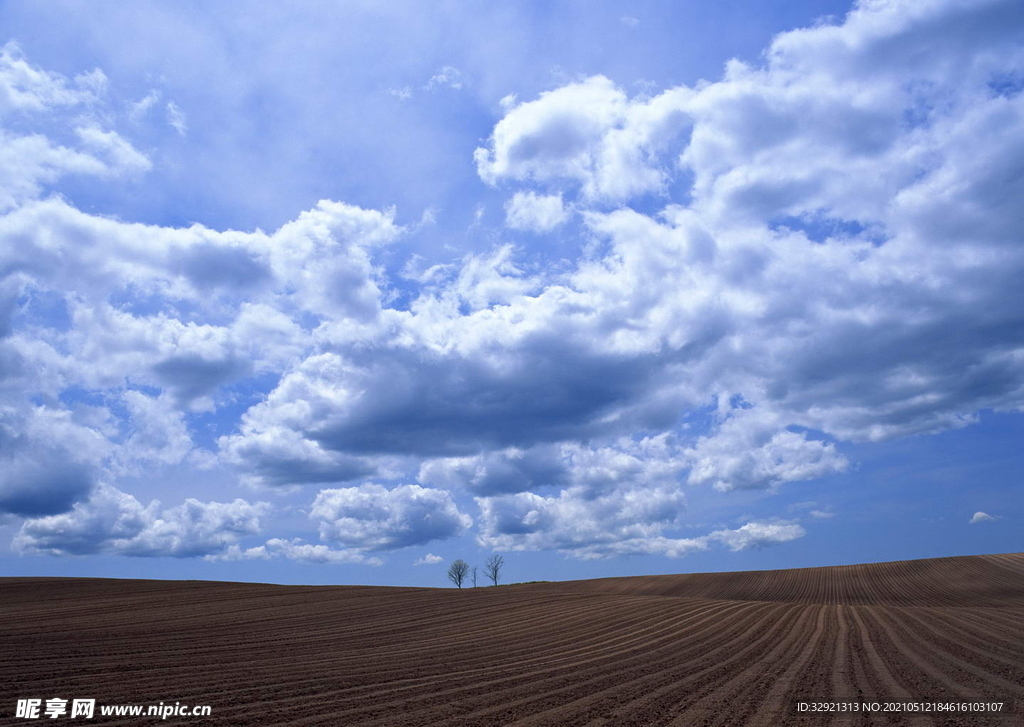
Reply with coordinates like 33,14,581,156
447,559,470,588
484,554,504,586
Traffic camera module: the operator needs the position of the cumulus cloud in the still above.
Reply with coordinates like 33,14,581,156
969,511,999,524
477,0,1024,451
119,391,195,468
476,485,688,559
221,239,699,458
708,521,806,551
475,75,692,201
0,190,394,326
0,406,111,516
419,436,684,496
4,191,394,495
685,406,848,491
0,195,395,497
414,553,443,565
311,484,471,551
420,445,569,496
476,478,804,559
220,424,377,488
504,191,570,232
218,537,381,565
432,436,708,560
14,485,270,557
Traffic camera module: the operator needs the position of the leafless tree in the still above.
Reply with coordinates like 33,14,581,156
484,554,504,586
447,559,470,588
471,566,478,588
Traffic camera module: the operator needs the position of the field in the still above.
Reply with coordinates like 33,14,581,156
2,553,1023,726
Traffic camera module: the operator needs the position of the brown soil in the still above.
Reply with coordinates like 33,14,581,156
2,553,1022,726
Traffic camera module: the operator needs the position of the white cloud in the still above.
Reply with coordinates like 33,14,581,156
708,521,806,551
450,244,539,311
969,511,999,524
420,436,684,496
0,132,122,212
476,477,805,559
476,485,689,559
0,48,146,212
399,253,454,284
0,406,111,516
788,501,836,519
218,537,381,565
475,75,692,201
119,391,195,468
14,485,270,557
504,191,570,232
420,444,568,495
685,407,848,491
267,200,400,320
128,89,161,123
0,195,394,441
311,484,472,551
414,552,443,565
221,423,377,488
0,42,105,115
425,65,466,91
166,101,187,136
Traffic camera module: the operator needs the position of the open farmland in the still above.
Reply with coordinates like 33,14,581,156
2,553,1023,726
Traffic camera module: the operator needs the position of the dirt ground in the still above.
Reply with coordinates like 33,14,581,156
2,553,1022,726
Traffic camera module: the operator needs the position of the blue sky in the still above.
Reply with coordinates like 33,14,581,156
0,0,1020,587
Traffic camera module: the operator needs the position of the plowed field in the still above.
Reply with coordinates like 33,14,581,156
2,553,1022,726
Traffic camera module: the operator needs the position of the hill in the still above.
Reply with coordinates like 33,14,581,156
2,553,1022,726
543,552,1024,607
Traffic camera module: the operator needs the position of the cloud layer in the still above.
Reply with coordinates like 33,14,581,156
14,485,269,558
4,0,1023,564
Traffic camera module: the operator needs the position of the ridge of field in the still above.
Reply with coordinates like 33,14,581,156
2,553,1023,726
540,552,1024,607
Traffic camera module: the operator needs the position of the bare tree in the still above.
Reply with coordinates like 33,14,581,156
484,554,505,586
447,559,470,588
471,566,478,588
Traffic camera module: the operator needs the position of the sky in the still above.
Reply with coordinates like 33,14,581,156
0,0,1021,587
